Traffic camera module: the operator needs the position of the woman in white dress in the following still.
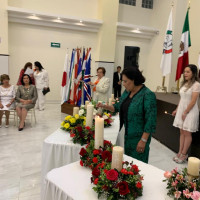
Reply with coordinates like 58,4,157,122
0,74,15,128
89,67,110,102
172,64,200,163
34,61,49,111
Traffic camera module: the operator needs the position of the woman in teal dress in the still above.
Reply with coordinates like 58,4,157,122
98,67,157,163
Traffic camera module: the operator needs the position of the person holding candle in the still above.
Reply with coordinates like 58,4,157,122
172,65,200,164
88,67,110,102
97,67,157,163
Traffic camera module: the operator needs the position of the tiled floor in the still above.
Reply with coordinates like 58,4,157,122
0,103,187,200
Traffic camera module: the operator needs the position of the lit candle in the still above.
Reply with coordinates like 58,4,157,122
187,157,200,177
94,116,104,149
73,107,79,116
111,94,114,101
108,98,112,106
86,104,94,127
111,146,124,171
85,101,89,109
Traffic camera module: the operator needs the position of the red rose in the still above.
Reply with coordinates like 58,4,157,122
80,160,83,166
132,165,139,174
93,150,100,155
117,181,130,196
104,140,111,146
94,178,98,185
70,133,75,137
102,185,108,191
76,126,83,132
102,151,112,162
121,169,128,175
106,169,118,181
79,148,87,156
128,171,134,175
97,162,105,169
93,157,98,163
104,169,108,174
136,182,142,189
92,167,100,177
85,126,90,130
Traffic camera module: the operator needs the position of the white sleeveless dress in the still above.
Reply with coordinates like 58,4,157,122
173,81,200,132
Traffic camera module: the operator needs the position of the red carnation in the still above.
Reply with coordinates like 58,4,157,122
94,178,98,185
80,160,83,166
93,157,98,163
102,151,112,162
132,165,139,174
79,148,87,156
76,126,83,132
93,150,100,155
136,182,142,189
106,169,118,181
117,181,130,196
92,167,100,177
85,126,90,130
70,133,75,137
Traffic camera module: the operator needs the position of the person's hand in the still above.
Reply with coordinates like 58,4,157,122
96,102,104,108
136,140,146,153
0,103,4,109
20,99,25,103
182,113,187,121
172,110,177,116
6,103,11,107
118,81,121,85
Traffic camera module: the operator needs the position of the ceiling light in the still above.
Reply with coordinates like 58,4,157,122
57,17,61,20
80,20,83,23
131,29,141,33
28,15,41,20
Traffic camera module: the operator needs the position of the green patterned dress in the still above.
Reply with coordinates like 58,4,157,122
113,85,157,163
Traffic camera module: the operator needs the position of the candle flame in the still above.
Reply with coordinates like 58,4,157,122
164,111,167,114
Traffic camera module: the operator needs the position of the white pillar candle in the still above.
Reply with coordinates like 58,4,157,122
94,116,104,149
86,105,94,127
85,101,89,109
187,157,200,177
73,107,79,116
108,98,112,106
111,94,115,101
111,146,124,171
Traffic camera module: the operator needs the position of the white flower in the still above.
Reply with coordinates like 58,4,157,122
93,109,97,116
81,105,85,108
103,115,108,120
79,109,84,116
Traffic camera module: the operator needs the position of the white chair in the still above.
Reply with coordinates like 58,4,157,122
16,108,36,127
1,109,16,126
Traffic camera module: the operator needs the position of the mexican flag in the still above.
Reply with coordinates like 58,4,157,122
160,9,173,76
175,9,191,81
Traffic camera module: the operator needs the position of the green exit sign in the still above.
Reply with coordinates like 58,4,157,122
51,42,61,48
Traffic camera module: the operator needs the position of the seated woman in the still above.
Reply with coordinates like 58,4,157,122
16,74,38,131
89,67,110,102
0,74,16,128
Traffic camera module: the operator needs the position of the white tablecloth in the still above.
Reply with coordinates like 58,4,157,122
42,155,167,200
41,115,120,185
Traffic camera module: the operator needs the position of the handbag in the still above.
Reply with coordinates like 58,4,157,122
42,87,50,95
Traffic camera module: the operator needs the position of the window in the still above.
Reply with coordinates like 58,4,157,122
119,0,136,6
142,0,153,9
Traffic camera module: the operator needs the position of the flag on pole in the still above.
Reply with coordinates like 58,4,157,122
83,48,92,102
175,9,191,81
61,52,70,104
160,9,173,76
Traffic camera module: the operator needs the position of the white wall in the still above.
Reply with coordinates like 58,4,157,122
8,22,98,102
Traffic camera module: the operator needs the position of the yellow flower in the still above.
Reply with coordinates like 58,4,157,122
84,117,86,120
64,123,70,129
69,118,76,124
65,115,72,121
80,116,85,120
74,114,79,120
83,121,86,126
61,121,65,127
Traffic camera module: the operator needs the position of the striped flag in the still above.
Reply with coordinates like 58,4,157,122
175,9,191,81
160,9,173,76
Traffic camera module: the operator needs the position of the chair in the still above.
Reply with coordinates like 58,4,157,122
1,109,17,126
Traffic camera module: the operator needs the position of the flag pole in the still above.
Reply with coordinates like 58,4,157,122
162,76,165,87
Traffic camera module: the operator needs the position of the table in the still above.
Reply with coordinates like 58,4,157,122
41,115,120,185
42,155,167,200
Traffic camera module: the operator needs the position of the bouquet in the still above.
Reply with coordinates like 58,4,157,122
102,112,114,127
61,114,85,132
107,98,120,116
163,168,200,200
92,161,143,200
79,140,113,170
70,125,95,146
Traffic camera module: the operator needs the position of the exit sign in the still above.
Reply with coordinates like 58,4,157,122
51,42,61,48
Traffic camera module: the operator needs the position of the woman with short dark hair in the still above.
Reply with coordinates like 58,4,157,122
89,67,110,102
16,74,37,131
98,67,157,163
172,64,200,163
34,61,49,111
17,62,35,85
0,74,15,128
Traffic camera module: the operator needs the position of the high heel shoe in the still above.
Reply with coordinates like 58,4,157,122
175,154,188,164
173,153,181,162
18,122,25,131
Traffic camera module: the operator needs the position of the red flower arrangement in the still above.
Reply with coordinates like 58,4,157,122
71,125,95,146
91,161,143,200
79,140,113,170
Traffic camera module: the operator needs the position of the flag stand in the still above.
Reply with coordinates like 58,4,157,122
156,76,167,93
